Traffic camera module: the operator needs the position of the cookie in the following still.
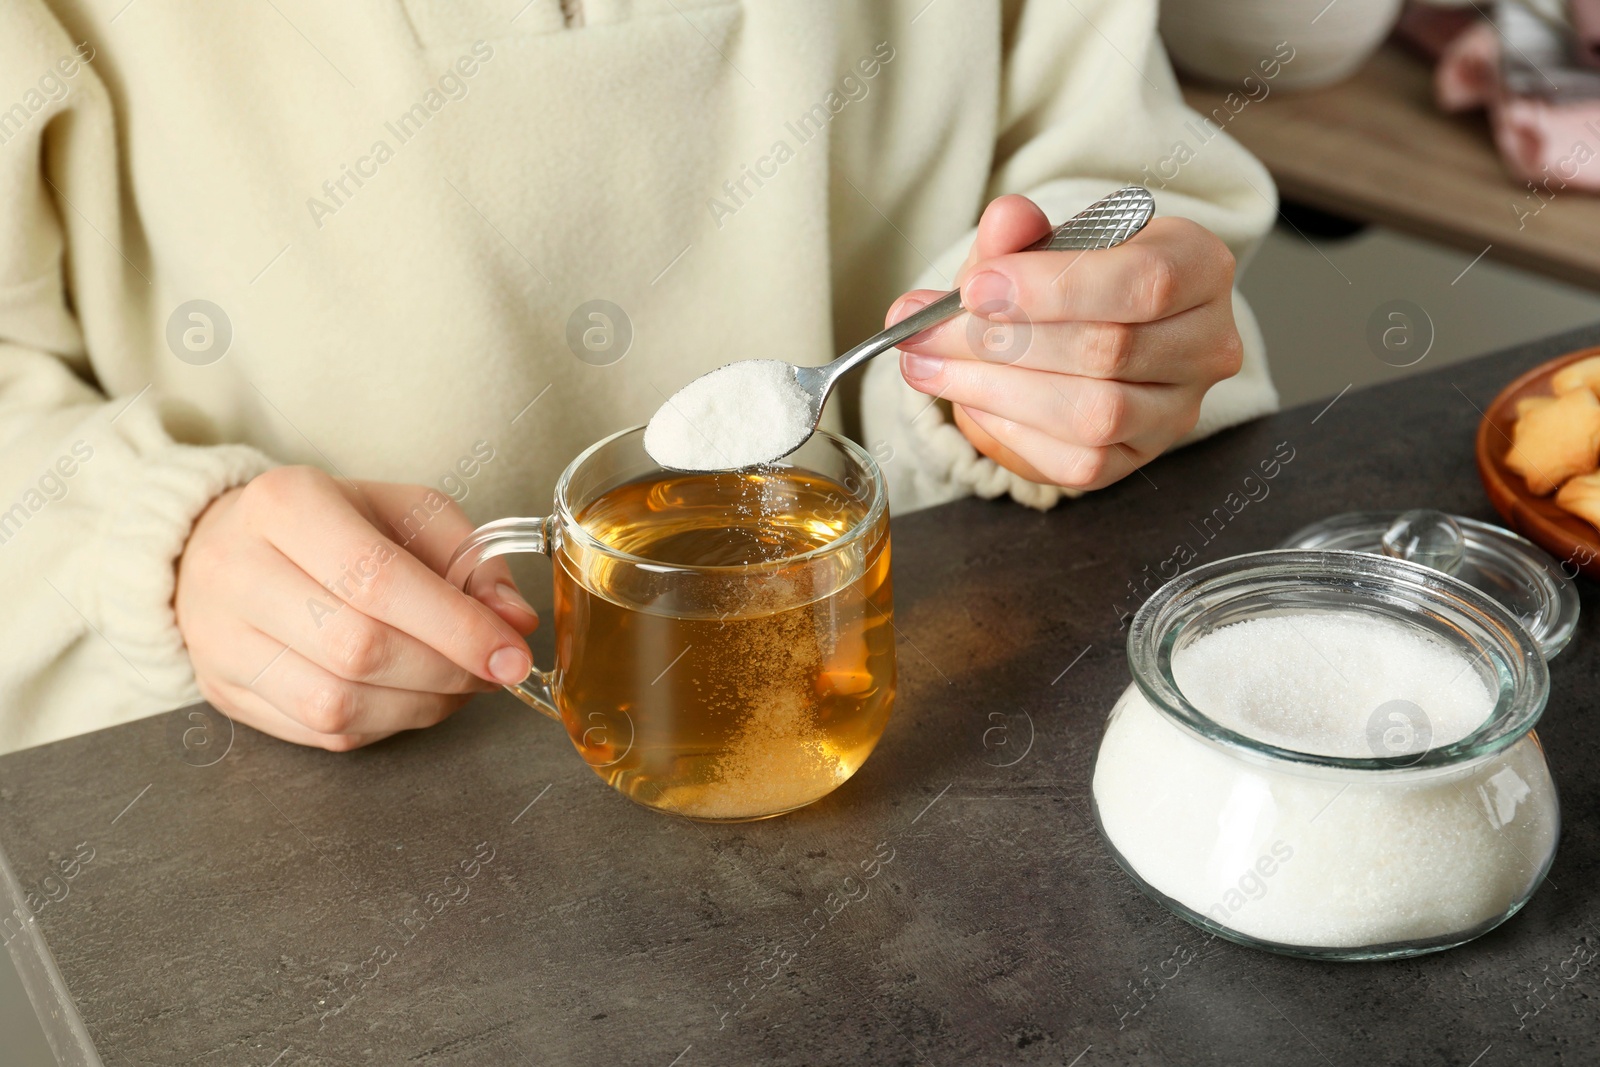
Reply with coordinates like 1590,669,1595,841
1551,354,1600,396
1505,386,1600,496
1557,471,1600,533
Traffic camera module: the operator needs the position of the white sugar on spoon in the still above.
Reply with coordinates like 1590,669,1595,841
643,186,1158,472
644,360,815,472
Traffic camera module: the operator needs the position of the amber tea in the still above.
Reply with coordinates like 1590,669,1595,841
551,467,895,820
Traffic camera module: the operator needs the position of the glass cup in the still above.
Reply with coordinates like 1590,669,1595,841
1092,550,1559,960
446,426,896,822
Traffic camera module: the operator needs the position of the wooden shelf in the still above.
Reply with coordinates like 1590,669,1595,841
1182,42,1600,289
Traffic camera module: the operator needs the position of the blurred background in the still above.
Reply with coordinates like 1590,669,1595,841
1170,0,1600,404
1249,221,1600,406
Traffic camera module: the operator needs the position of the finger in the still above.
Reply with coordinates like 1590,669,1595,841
891,195,1061,336
885,289,965,349
960,216,1234,325
895,301,1241,385
955,404,1145,491
238,542,493,693
235,626,467,737
250,470,532,686
968,194,1053,267
356,483,539,636
940,195,1056,286
201,675,392,753
898,352,1188,451
889,198,1055,340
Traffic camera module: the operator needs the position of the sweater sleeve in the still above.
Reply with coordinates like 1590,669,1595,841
861,0,1280,514
0,3,273,754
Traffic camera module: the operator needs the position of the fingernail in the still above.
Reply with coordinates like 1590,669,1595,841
489,647,530,685
889,295,931,325
963,270,1014,312
495,581,535,616
901,352,944,382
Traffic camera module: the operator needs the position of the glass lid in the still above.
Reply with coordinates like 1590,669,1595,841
1279,509,1579,659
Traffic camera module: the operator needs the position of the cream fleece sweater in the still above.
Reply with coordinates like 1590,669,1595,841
0,0,1278,753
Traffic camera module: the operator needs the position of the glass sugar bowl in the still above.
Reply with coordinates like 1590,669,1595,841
1091,543,1566,960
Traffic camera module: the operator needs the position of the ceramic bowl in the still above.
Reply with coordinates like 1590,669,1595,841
1160,0,1405,90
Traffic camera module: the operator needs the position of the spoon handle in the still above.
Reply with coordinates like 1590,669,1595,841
1029,185,1156,251
816,185,1156,388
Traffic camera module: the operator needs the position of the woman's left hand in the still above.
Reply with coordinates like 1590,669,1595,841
889,194,1245,491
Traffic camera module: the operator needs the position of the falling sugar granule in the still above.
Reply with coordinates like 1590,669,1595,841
653,602,850,821
663,687,848,821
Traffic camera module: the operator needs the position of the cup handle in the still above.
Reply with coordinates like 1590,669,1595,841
445,516,561,720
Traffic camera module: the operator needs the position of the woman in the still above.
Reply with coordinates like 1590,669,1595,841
0,0,1277,753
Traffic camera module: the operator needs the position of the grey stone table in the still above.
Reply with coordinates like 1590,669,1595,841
5,326,1600,1067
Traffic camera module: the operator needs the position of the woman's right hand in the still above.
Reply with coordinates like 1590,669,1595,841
174,466,539,751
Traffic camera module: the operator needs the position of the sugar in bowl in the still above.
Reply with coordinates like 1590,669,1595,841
1092,512,1575,960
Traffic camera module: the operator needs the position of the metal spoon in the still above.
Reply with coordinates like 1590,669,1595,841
648,185,1157,471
